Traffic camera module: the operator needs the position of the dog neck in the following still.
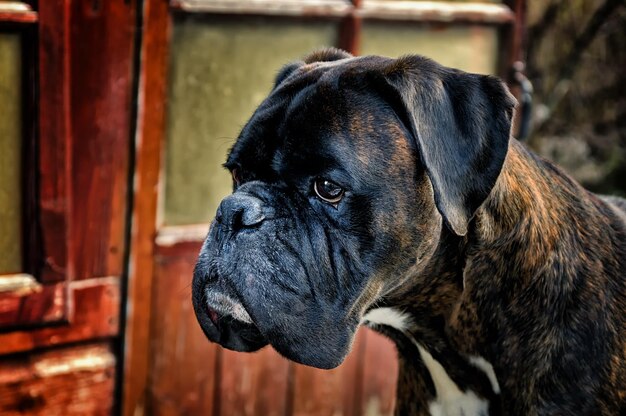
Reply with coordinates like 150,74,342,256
474,139,586,258
367,139,621,414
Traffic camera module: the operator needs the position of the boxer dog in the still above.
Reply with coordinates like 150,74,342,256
192,48,626,415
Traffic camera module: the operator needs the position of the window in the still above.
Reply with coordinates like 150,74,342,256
162,0,520,227
0,29,23,276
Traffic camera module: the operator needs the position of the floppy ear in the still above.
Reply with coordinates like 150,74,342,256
383,56,516,236
274,61,304,87
274,48,353,88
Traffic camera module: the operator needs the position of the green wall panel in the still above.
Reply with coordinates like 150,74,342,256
361,23,498,75
0,33,22,274
163,16,338,225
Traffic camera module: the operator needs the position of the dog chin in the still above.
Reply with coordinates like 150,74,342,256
194,293,351,369
275,341,350,370
247,303,357,370
192,292,268,352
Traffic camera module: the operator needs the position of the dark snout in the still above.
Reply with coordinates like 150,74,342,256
192,263,268,352
215,192,268,230
192,192,271,352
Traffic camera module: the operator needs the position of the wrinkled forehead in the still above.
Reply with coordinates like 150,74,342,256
227,57,414,179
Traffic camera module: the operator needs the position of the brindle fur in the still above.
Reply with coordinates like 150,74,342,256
376,139,626,415
192,48,626,415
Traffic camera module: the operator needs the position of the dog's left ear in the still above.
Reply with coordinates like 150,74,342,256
383,56,517,236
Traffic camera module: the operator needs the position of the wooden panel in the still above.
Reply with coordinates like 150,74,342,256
0,275,66,328
360,329,398,416
69,0,135,280
122,0,171,414
291,329,367,416
37,0,71,283
148,253,219,416
0,343,115,415
0,277,120,355
219,348,290,416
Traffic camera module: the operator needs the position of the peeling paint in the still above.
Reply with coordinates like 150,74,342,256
34,352,115,377
0,274,41,294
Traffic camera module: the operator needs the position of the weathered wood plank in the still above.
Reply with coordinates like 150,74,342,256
0,343,115,415
122,0,172,413
360,328,398,416
38,0,71,283
148,254,219,416
69,0,135,280
219,348,290,416
0,275,65,329
291,329,367,416
0,277,120,355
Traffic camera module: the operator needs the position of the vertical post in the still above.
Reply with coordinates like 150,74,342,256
122,0,171,414
500,0,527,80
499,0,528,139
38,0,72,283
339,0,361,55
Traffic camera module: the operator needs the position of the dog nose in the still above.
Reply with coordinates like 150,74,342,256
216,193,266,230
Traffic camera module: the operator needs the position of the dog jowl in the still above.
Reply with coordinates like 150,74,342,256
192,49,626,415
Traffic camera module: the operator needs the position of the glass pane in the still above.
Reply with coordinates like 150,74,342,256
361,23,498,75
0,33,22,274
163,16,338,225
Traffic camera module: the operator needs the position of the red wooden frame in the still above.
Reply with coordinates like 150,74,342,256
0,0,135,350
37,0,72,285
0,1,72,330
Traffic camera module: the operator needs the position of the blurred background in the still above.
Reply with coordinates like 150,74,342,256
0,0,623,415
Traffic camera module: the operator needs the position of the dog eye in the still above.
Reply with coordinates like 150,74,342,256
314,178,344,204
232,168,241,186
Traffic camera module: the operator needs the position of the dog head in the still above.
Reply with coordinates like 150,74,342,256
192,49,516,369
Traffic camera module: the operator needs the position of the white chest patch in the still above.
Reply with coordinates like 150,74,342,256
417,345,489,416
362,307,412,331
362,307,493,416
468,355,500,394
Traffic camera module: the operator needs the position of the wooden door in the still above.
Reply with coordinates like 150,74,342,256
0,1,137,414
123,1,526,415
